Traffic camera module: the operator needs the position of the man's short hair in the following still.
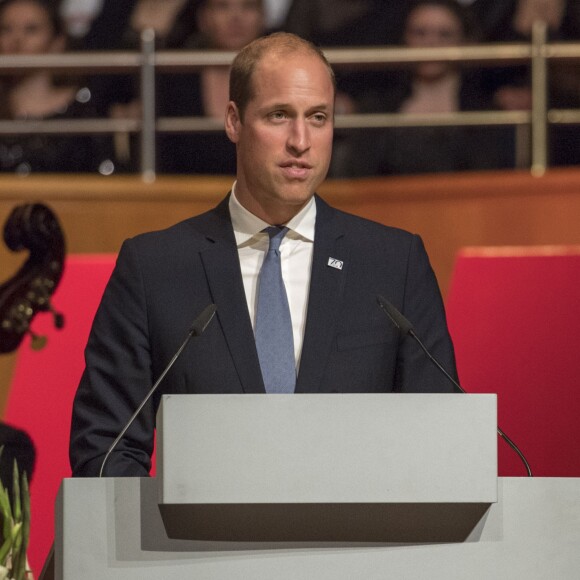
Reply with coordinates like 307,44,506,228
229,32,336,120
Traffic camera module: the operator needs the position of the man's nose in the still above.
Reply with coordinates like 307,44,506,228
287,119,310,155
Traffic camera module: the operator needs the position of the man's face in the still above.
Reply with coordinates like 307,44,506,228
225,52,334,224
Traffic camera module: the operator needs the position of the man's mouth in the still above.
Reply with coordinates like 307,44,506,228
279,161,312,179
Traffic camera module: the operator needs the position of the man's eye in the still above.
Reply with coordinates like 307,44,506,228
269,111,287,120
312,113,327,124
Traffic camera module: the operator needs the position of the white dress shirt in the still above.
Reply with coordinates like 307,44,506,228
229,185,316,370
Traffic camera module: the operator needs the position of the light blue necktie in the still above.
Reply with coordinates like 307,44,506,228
255,227,296,393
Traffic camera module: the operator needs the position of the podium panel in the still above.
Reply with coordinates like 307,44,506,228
55,477,580,579
157,393,497,505
54,393,513,576
156,394,496,541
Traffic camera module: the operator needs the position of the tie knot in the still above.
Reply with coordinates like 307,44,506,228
264,226,288,252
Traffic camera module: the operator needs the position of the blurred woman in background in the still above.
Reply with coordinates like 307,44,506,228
340,0,513,177
0,0,111,173
80,0,203,171
157,0,265,174
471,0,580,166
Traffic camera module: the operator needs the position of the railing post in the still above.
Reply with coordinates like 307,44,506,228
531,21,548,177
140,29,156,183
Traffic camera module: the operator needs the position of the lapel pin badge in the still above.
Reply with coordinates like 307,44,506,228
327,257,344,270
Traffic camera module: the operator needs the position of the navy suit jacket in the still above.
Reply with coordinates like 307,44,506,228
70,194,457,476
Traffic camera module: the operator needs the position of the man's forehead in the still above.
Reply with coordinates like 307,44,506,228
259,48,316,66
253,51,333,86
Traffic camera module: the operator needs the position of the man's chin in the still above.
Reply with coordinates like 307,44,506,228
276,188,316,207
277,175,324,199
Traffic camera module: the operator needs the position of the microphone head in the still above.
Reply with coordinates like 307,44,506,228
190,304,217,336
376,295,414,336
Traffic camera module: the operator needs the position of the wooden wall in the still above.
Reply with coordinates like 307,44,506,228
2,167,580,406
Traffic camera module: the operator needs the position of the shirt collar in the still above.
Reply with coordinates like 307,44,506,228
229,182,316,247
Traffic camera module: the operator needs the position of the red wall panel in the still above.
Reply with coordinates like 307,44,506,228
446,247,580,477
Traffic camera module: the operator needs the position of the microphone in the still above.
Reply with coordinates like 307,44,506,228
376,294,533,477
99,303,217,477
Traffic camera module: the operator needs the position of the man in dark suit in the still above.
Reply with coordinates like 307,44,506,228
70,32,457,477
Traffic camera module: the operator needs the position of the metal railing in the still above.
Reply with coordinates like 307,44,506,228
1,21,579,181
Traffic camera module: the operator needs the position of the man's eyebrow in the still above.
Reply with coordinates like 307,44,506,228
261,102,332,111
308,103,331,111
264,102,291,110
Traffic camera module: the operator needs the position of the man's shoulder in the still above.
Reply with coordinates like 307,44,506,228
317,195,417,243
125,198,231,250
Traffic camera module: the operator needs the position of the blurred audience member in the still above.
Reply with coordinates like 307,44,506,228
471,0,580,166
284,0,406,47
78,0,203,171
158,0,265,174
283,0,407,103
83,0,199,51
82,0,201,121
472,0,579,42
472,0,580,110
338,0,513,177
262,0,291,31
59,0,104,46
0,0,112,174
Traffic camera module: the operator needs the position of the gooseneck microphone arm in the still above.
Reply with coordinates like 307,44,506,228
99,303,217,478
377,295,533,477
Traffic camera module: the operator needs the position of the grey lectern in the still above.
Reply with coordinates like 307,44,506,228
55,394,524,580
53,394,580,578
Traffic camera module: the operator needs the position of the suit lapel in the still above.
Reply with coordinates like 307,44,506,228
296,197,349,393
199,198,265,393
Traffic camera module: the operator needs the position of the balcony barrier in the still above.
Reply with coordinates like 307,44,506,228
1,22,579,181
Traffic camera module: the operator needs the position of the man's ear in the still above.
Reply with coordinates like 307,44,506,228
225,101,241,144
